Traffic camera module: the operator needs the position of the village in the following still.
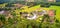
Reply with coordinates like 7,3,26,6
0,0,60,28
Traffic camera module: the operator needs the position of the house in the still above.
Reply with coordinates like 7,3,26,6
48,0,56,2
47,10,55,23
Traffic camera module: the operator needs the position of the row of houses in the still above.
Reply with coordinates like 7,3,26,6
20,8,56,20
19,0,56,2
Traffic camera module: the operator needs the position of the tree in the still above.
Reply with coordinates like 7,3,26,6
0,14,5,28
0,14,5,23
